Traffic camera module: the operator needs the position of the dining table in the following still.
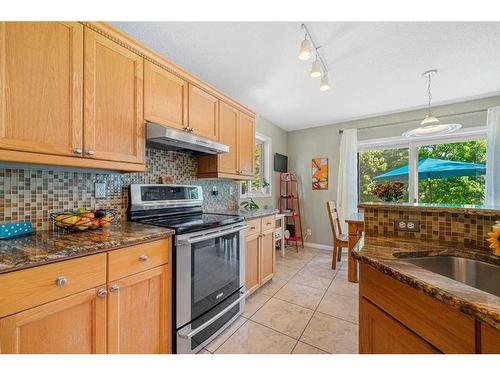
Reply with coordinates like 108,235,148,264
345,212,365,283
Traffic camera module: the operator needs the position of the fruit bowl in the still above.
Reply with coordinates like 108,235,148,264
50,209,116,231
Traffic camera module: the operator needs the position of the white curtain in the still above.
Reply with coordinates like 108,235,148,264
486,106,500,206
337,129,358,233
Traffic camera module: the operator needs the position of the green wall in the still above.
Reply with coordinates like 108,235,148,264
287,95,500,247
240,116,288,209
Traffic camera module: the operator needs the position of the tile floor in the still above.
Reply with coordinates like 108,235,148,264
200,246,359,354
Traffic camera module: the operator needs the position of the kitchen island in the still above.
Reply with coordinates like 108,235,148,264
353,203,500,354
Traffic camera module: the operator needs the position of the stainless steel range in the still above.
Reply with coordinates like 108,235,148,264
128,184,248,354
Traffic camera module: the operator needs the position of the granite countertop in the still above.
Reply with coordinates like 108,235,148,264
359,202,500,216
353,235,500,329
207,208,279,220
0,222,174,275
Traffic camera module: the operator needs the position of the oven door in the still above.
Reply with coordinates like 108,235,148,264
176,223,247,329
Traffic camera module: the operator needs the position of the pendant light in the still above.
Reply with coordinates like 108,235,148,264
298,35,313,60
310,57,322,78
320,74,330,91
403,70,461,137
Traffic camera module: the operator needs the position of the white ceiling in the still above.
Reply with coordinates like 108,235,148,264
111,22,500,131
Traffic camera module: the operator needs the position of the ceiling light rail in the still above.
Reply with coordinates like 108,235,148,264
298,23,330,91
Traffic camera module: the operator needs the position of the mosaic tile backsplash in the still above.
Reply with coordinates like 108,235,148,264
0,148,240,230
363,207,500,250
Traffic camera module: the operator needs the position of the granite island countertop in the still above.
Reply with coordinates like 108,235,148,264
206,208,279,220
353,235,500,330
0,222,174,275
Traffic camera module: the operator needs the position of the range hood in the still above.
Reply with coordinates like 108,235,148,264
146,122,229,155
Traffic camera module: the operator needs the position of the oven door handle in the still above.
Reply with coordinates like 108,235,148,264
178,289,250,340
178,224,248,245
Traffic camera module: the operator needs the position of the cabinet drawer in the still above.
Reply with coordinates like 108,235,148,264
108,238,170,281
245,218,261,237
261,215,275,230
0,253,106,318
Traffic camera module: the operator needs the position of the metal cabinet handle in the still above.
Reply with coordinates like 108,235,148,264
97,288,107,298
250,226,256,230
55,276,68,287
74,148,83,155
110,284,120,293
139,254,149,262
86,150,95,156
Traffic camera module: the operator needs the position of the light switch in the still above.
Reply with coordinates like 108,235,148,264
95,182,106,198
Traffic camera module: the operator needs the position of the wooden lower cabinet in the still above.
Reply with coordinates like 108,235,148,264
359,297,440,354
245,233,260,293
107,265,171,354
359,262,500,354
245,215,275,294
481,323,500,354
260,229,275,285
0,287,106,354
0,239,172,354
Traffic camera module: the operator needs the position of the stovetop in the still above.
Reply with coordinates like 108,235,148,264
137,213,244,234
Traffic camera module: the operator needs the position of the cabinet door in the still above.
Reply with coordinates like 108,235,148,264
188,84,218,140
0,287,106,354
238,112,255,176
107,265,171,354
481,323,500,354
144,61,187,130
84,28,144,164
218,101,239,174
245,233,260,293
359,297,440,354
0,22,83,157
260,229,275,285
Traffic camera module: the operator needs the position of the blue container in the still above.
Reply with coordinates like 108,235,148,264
0,222,34,239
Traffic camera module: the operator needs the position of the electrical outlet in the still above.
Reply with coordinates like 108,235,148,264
95,182,106,199
212,186,219,196
394,219,420,232
306,229,312,236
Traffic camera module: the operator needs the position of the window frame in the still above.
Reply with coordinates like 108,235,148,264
357,126,487,203
241,132,272,199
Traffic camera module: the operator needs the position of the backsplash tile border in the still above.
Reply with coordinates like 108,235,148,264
0,148,240,231
363,207,500,250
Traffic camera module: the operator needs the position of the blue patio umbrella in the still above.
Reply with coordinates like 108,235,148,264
373,158,486,200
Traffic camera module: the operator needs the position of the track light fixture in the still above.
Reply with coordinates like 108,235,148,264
299,23,330,91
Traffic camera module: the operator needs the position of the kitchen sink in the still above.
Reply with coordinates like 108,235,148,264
402,256,500,297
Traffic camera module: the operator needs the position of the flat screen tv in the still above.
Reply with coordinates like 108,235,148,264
274,153,288,173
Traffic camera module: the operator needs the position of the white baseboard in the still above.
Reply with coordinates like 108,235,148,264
304,242,333,251
288,241,348,254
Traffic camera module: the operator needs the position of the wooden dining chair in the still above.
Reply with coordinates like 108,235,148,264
326,200,349,270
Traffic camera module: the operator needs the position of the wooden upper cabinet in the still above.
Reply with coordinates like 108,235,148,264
238,112,255,176
0,287,106,354
84,28,144,164
188,84,218,140
0,22,83,157
144,61,187,130
218,101,239,174
107,265,171,354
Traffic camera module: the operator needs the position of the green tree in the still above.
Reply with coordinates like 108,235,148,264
417,140,486,204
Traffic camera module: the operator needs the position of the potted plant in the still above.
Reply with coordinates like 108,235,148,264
371,182,405,202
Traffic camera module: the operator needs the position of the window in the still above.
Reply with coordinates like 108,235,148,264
358,126,487,205
241,133,272,198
